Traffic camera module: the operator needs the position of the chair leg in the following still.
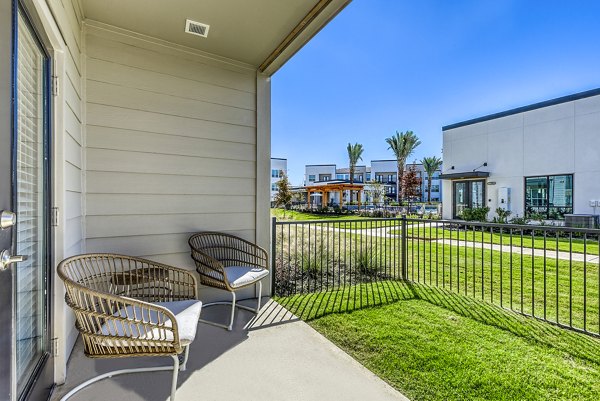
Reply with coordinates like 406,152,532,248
180,345,190,371
228,291,236,331
256,281,263,311
170,354,180,401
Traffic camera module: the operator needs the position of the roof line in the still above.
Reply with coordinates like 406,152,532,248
443,87,600,131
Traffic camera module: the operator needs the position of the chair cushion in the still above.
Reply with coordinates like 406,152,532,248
99,299,202,347
224,266,269,288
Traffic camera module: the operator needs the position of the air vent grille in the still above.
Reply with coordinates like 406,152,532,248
185,19,210,38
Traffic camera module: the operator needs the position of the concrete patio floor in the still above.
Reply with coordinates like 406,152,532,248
51,298,408,401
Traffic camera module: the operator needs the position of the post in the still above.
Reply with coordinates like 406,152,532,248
271,217,277,296
401,214,407,280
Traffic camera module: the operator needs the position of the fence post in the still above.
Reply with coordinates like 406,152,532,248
271,217,277,296
401,214,408,280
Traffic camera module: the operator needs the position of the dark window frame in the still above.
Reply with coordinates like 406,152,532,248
453,179,486,218
524,173,573,219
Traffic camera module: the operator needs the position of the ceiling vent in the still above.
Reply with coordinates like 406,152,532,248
185,19,210,38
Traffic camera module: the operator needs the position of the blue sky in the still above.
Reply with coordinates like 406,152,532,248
271,0,600,186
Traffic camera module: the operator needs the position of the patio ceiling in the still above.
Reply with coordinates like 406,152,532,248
80,0,351,74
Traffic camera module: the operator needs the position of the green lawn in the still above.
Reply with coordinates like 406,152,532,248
271,208,407,229
397,226,600,255
276,281,600,401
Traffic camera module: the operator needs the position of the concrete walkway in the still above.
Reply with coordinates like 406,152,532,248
429,239,599,264
51,299,408,401
316,223,598,264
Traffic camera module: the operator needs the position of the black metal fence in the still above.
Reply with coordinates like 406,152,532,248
272,216,600,337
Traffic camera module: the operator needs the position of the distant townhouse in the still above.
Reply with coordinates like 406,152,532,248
441,88,600,222
305,161,442,204
271,158,288,202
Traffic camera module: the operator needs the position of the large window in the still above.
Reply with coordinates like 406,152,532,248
271,169,282,178
525,174,573,219
308,175,315,182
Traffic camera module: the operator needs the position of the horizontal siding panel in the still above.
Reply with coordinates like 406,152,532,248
64,133,82,168
86,126,255,161
64,191,82,220
64,105,82,145
48,0,81,73
86,213,255,238
86,33,255,93
87,57,255,110
87,194,255,216
87,80,255,127
65,240,83,259
64,74,81,121
87,103,255,144
64,163,82,192
65,54,82,100
86,229,255,256
138,253,196,270
65,216,83,250
86,171,255,195
86,148,256,178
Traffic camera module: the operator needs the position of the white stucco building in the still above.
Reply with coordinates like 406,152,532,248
441,88,600,221
271,157,288,202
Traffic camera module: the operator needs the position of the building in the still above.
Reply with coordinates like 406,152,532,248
306,161,442,203
271,158,288,202
0,0,349,397
441,88,600,220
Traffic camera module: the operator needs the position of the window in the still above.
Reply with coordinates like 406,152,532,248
272,169,283,178
308,175,315,182
430,184,440,192
271,183,277,191
319,174,330,181
366,173,371,181
525,174,573,219
336,174,344,180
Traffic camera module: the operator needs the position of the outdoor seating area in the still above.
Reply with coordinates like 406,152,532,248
50,299,407,401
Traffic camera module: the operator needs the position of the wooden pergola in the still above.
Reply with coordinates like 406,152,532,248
306,182,364,208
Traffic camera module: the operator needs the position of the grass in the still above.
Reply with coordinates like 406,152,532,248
271,208,409,229
396,225,600,255
276,281,600,401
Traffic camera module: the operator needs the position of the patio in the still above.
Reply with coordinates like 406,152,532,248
50,299,407,401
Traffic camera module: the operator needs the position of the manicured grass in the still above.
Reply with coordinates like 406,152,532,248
271,208,406,229
397,225,600,255
277,281,600,401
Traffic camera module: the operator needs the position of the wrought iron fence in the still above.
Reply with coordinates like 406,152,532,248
272,216,600,337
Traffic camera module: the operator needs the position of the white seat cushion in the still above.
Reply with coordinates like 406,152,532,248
99,299,202,347
224,266,269,288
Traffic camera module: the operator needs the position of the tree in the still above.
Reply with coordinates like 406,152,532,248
366,180,384,206
274,173,292,216
385,131,421,202
421,156,443,204
401,164,422,203
347,142,364,204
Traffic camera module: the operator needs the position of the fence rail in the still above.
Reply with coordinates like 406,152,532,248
272,216,600,337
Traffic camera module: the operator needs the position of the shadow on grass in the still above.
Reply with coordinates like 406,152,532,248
276,280,600,364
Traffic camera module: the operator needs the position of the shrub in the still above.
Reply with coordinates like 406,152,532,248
461,207,490,222
509,215,529,225
493,207,512,224
354,249,379,276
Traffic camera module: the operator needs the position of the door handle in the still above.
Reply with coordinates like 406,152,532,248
0,250,27,271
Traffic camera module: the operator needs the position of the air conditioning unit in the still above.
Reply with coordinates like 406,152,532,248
564,214,599,229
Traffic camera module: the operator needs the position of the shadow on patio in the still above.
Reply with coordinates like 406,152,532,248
51,297,407,401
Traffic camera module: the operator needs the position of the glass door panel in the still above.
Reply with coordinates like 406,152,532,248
454,181,468,218
16,11,49,397
470,181,484,208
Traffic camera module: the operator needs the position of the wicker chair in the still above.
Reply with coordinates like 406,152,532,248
57,254,202,401
189,232,269,331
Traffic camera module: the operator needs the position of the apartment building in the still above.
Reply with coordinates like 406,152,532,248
441,88,600,221
305,161,442,203
271,158,288,202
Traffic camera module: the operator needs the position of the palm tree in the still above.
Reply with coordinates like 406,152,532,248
347,142,364,204
421,156,443,204
385,131,421,202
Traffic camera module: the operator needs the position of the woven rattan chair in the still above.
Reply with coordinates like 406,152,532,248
57,254,202,401
189,232,269,331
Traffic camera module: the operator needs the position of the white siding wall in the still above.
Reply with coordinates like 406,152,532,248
442,94,600,219
46,0,85,378
83,23,258,274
